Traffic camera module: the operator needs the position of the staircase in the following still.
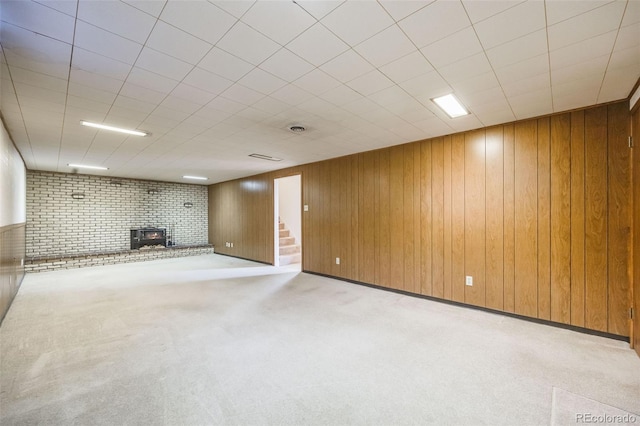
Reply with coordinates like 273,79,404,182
278,219,301,266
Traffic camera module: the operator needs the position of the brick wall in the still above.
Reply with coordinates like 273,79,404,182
27,171,208,257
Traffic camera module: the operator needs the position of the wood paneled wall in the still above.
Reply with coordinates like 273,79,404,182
209,101,632,336
632,104,640,353
0,223,26,324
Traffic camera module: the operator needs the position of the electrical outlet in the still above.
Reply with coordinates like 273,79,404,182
466,276,473,286
225,242,230,247
336,257,340,265
230,242,233,248
304,204,309,211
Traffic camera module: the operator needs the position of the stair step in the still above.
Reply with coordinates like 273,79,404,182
279,253,301,266
279,222,284,230
279,229,290,238
280,236,295,245
280,244,300,255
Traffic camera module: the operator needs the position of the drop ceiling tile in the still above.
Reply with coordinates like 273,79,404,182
2,23,72,79
320,84,362,106
462,0,524,24
509,89,552,119
34,0,78,17
444,114,484,133
205,96,247,115
599,63,640,102
77,0,156,44
622,0,640,27
127,67,179,94
545,0,614,26
355,25,416,68
608,45,640,70
549,30,617,70
613,22,640,52
120,82,168,104
122,0,167,17
399,70,452,104
421,26,482,68
135,47,194,81
458,86,506,108
112,95,156,114
473,1,545,50
379,51,434,84
241,1,316,45
494,54,549,83
450,71,500,96
551,55,609,86
321,1,394,46
293,69,341,96
347,70,394,96
235,106,273,123
259,49,314,82
68,82,119,105
70,69,124,93
251,96,292,115
552,74,602,99
291,0,339,20
270,84,317,106
198,47,254,82
159,1,236,44
320,49,375,83
14,83,64,106
170,83,218,105
149,105,192,122
486,29,548,69
439,52,492,83
286,23,350,66
8,67,67,93
474,107,516,128
72,48,133,81
547,1,625,51
238,68,288,95
106,106,150,124
399,0,470,48
216,22,281,66
553,92,600,113
221,83,266,105
1,0,75,43
65,95,111,114
209,0,255,19
74,21,143,65
182,67,234,95
368,85,412,107
500,72,550,97
379,0,433,22
146,21,213,65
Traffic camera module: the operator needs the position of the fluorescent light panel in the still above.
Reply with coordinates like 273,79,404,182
81,120,148,136
68,163,108,170
249,153,282,162
432,94,469,118
183,175,208,180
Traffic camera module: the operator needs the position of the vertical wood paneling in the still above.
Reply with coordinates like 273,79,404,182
585,106,608,332
431,138,445,298
379,150,391,288
537,118,552,320
550,114,572,324
420,142,433,296
207,101,632,338
485,126,504,311
404,144,415,293
514,121,538,317
632,106,640,353
503,124,516,312
443,136,453,300
390,146,404,291
571,110,586,327
464,130,486,307
606,102,631,336
451,134,465,303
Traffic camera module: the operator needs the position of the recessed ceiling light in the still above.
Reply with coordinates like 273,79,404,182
288,124,306,133
432,94,469,118
183,175,208,180
81,120,148,136
68,163,108,170
249,153,283,162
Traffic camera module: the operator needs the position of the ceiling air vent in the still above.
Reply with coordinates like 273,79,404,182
288,124,305,133
249,153,283,162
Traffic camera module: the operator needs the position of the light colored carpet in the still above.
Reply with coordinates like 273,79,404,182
1,254,639,425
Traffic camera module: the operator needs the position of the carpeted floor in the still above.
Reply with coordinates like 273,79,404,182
1,254,638,425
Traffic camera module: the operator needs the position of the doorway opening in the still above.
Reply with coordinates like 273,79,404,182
274,175,302,269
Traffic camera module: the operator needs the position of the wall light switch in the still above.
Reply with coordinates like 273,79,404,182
336,257,340,265
230,243,233,248
466,276,473,286
304,204,309,211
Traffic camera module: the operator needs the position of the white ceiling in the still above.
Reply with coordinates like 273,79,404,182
1,0,638,184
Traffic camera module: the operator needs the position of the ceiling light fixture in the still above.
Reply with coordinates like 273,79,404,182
183,175,208,180
432,94,469,118
249,153,283,162
81,120,148,136
288,124,306,133
68,163,108,170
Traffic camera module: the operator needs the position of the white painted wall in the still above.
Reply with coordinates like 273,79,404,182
0,120,26,227
277,175,301,245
